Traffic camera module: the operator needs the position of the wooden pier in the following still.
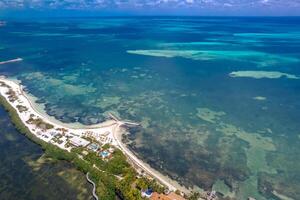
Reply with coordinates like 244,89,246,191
107,112,140,127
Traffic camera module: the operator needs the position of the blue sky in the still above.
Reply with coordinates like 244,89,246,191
0,0,299,16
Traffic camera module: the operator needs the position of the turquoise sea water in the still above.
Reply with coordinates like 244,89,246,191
0,17,300,199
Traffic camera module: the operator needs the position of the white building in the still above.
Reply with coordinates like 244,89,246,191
69,137,90,147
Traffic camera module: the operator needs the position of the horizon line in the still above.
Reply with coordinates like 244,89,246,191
2,15,300,19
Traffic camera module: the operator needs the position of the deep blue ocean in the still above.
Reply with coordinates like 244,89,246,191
0,17,299,199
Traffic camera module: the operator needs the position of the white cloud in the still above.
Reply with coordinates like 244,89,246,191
0,0,299,11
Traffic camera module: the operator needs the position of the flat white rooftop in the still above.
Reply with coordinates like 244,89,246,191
69,137,90,147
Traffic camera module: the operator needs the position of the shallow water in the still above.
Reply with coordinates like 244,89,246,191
0,17,300,199
0,107,93,200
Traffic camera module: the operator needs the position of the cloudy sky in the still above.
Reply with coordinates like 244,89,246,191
0,0,299,16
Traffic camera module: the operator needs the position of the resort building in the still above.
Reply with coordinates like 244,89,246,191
87,143,100,152
205,191,217,200
83,130,112,144
69,137,90,147
50,131,60,137
141,189,153,198
150,192,186,200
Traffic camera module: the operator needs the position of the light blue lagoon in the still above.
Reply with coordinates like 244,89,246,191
0,17,300,200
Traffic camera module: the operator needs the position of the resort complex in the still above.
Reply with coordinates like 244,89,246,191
1,10,299,200
0,73,219,200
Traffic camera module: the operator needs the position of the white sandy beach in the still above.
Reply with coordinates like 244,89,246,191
0,75,189,194
113,123,190,193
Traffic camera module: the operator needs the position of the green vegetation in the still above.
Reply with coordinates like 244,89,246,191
26,116,54,130
16,104,28,112
136,177,166,193
5,89,18,102
0,94,170,200
187,192,201,200
0,81,7,87
116,168,143,200
51,137,64,144
102,143,110,150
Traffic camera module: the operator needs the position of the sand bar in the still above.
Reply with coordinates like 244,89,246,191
0,58,23,65
229,71,299,79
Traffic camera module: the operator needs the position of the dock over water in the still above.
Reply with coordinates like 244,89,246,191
107,112,140,127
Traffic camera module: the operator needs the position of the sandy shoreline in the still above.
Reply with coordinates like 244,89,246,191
113,124,191,193
21,85,110,129
0,75,190,194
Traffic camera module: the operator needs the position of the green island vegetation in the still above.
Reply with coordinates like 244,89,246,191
5,88,18,102
0,94,191,200
26,115,54,130
51,134,64,144
16,104,28,112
